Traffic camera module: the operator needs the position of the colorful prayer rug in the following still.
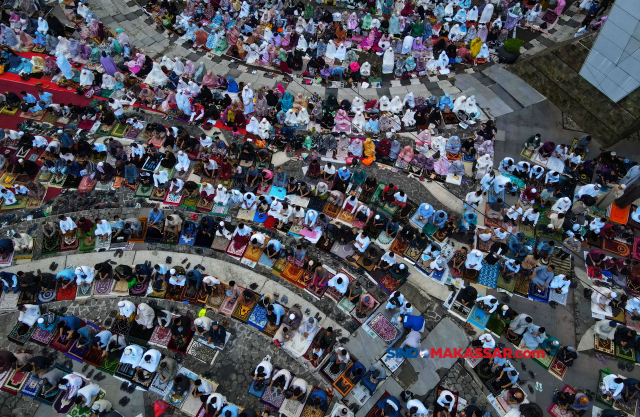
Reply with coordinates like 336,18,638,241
602,238,631,257
130,281,149,296
247,305,268,331
83,346,106,368
249,380,268,398
548,355,568,380
109,318,132,338
232,291,260,322
367,313,400,344
322,203,341,218
1,369,30,395
31,326,54,345
149,186,167,202
389,238,409,256
261,380,289,409
497,271,517,293
134,184,153,198
220,293,241,318
281,264,306,288
280,392,309,417
75,283,94,299
60,235,79,252
615,344,636,362
462,267,480,284
594,334,615,356
546,385,576,417
528,283,551,303
149,370,176,396
379,274,402,294
197,198,216,213
504,330,523,347
8,322,35,345
206,292,225,311
467,305,490,329
262,320,281,338
97,351,122,376
226,239,248,259
110,279,131,297
514,275,532,297
609,203,630,225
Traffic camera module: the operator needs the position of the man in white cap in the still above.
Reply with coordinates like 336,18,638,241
117,300,136,321
18,303,41,327
75,266,95,288
31,134,48,150
216,221,233,240
91,399,112,415
175,150,191,173
168,268,186,287
202,275,221,295
551,196,571,214
214,185,229,205
201,183,216,201
194,316,213,337
464,249,484,271
135,303,156,330
575,183,601,200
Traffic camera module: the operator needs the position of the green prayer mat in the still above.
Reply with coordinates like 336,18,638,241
485,312,507,337
497,271,517,292
78,228,96,252
135,184,154,198
110,123,129,138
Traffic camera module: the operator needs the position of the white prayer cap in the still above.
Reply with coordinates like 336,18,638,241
289,313,296,320
611,152,616,156
98,162,104,166
57,130,63,134
218,184,223,188
170,268,176,275
37,318,44,324
118,301,125,307
531,188,537,193
18,159,24,163
124,347,132,354
547,224,554,229
375,215,380,219
247,139,252,142
178,150,184,155
552,340,560,346
18,132,23,136
92,404,101,411
194,318,203,325
621,184,627,189
219,221,224,226
501,305,509,311
233,190,241,195
611,292,618,298
399,264,405,270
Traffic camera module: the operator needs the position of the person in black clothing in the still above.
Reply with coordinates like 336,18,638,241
171,375,191,396
94,261,113,282
37,272,57,291
206,321,227,348
315,327,335,351
170,315,192,345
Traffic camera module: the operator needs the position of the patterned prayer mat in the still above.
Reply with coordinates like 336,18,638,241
98,351,122,376
232,291,260,322
615,344,636,362
109,318,132,338
602,238,631,257
497,272,517,293
132,369,157,389
477,263,499,289
149,369,176,396
322,203,341,218
485,313,507,337
8,322,35,345
393,200,418,225
49,332,74,353
149,187,167,202
134,185,153,198
1,369,30,395
281,264,306,288
367,313,400,344
115,362,136,381
206,292,225,311
187,340,218,365
226,239,249,259
220,293,241,318
462,268,480,284
322,359,349,382
316,235,336,252
110,279,131,297
130,281,149,296
389,238,409,256
75,283,94,299
594,334,615,356
505,330,524,347
262,320,282,338
31,326,54,345
514,275,532,297
333,363,358,396
211,235,230,252
34,380,59,406
247,305,268,331
199,198,217,213
529,283,551,303
549,356,568,380
350,294,380,324
596,369,614,407
261,382,289,409
379,274,401,294
60,235,79,252
467,305,490,329
280,392,309,417
83,347,106,368
248,379,268,398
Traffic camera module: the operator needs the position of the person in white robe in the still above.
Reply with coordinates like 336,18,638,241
335,43,347,61
175,150,190,173
144,62,168,87
284,109,299,126
382,48,395,74
120,345,144,367
173,57,185,75
467,6,479,21
390,96,403,113
59,216,77,235
353,111,366,132
136,303,156,329
352,97,365,113
298,317,319,340
401,35,414,54
242,85,254,114
402,109,416,126
58,374,83,401
479,4,494,23
137,349,162,372
258,119,272,140
508,313,532,335
153,170,169,188
79,69,94,87
118,300,136,320
214,185,229,205
522,325,546,349
549,274,570,295
298,108,310,124
94,219,112,242
601,374,625,400
18,304,40,327
1,189,16,205
404,92,415,108
327,273,349,294
75,266,95,287
464,249,484,270
246,117,260,135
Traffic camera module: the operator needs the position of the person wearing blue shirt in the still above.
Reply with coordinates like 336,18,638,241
56,269,76,289
535,240,554,264
0,271,18,293
21,91,36,104
400,314,425,332
377,396,401,417
38,89,52,106
267,304,285,325
92,330,113,350
185,270,202,289
493,367,518,390
490,355,507,372
337,167,351,181
147,207,164,239
57,315,82,340
76,325,97,348
308,388,328,409
346,361,366,382
220,404,239,417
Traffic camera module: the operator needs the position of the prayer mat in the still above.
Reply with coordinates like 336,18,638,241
467,305,490,329
485,312,508,337
504,330,524,347
369,183,386,206
77,176,96,192
75,283,94,299
376,231,395,249
393,200,418,225
164,192,183,206
519,223,536,240
34,380,59,406
609,203,630,225
62,174,81,189
594,334,615,356
134,184,153,198
379,274,402,294
110,123,129,138
462,268,480,284
253,211,269,224
547,385,576,417
83,347,105,368
322,359,349,382
35,169,53,184
0,172,16,187
249,379,268,398
8,322,35,345
220,293,241,318
607,305,625,323
206,292,225,311
1,195,28,211
55,283,77,301
281,264,306,288
316,235,336,252
548,289,568,306
362,392,394,417
60,235,79,252
1,369,30,395
257,183,272,195
602,238,631,257
150,186,167,202
280,392,309,417
110,279,131,297
261,379,290,409
247,304,268,331
337,209,354,224
115,362,136,381
614,397,639,417
432,229,448,243
181,193,200,209
548,355,568,380
269,186,287,199
367,313,400,344
514,274,532,297
520,147,535,159
149,326,172,348
333,364,358,396
42,235,60,255
497,272,517,293
238,209,256,222
596,369,614,407
477,238,492,253
357,254,377,271
110,318,132,337
226,238,249,259
326,269,357,301
533,341,555,369
323,203,341,218
96,123,114,135
625,311,640,331
66,339,91,362
389,238,409,256
132,368,157,389
350,295,380,324
31,326,55,345
331,242,355,260
130,281,149,296
19,110,44,121
150,370,176,396
288,224,303,237
308,197,326,212
77,232,96,252
528,283,550,303
262,314,285,338
629,206,640,230
53,381,82,413
232,291,260,322
379,202,399,217
49,332,75,353
632,237,640,261
337,297,356,314
615,344,636,362
129,218,148,242
208,201,227,215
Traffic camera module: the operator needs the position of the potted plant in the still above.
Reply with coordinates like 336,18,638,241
498,38,524,64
